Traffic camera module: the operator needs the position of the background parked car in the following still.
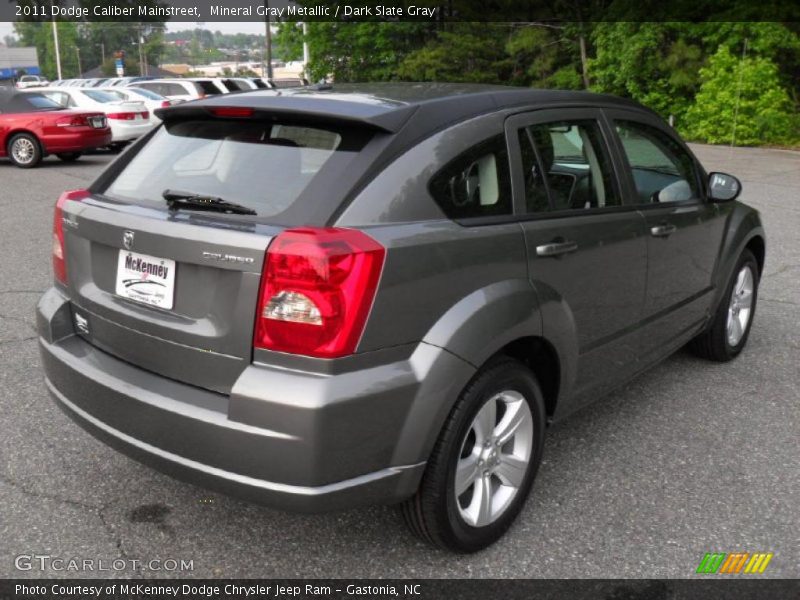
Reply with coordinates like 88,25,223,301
0,90,110,167
101,86,173,126
38,87,152,149
16,75,49,89
132,79,211,102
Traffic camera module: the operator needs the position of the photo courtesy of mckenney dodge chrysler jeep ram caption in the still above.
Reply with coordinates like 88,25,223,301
37,83,765,552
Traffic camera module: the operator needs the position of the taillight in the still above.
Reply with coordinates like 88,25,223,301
53,189,90,284
140,110,150,119
106,112,136,120
160,101,171,108
255,228,385,358
55,115,89,127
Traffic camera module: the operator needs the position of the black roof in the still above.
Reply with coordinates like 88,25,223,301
158,82,655,135
0,89,58,112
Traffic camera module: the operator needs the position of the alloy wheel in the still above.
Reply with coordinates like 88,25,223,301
11,137,36,165
726,264,754,346
455,390,534,527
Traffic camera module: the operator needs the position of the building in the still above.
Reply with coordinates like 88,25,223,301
0,47,40,80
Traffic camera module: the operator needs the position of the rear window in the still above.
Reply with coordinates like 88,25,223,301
103,119,370,219
81,90,119,103
127,87,164,100
195,81,221,95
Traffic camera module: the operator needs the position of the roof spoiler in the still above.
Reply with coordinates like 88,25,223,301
155,96,417,133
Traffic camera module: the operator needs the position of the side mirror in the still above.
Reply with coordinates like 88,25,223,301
708,172,741,202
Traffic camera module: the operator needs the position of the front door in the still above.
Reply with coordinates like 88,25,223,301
506,109,648,408
604,111,728,360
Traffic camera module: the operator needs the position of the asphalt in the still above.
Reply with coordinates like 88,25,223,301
0,145,797,579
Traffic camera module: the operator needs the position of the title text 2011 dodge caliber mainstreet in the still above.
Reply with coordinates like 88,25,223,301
38,84,765,552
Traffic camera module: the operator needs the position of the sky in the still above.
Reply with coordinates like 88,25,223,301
0,21,268,41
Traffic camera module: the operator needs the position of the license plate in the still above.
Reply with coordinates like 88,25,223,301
90,116,106,128
115,250,176,309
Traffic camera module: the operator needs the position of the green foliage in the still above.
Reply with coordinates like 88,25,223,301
589,22,703,119
684,46,799,146
303,22,434,82
274,23,304,62
398,25,511,83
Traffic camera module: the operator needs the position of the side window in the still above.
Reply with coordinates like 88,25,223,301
615,120,700,204
519,120,620,213
429,134,512,220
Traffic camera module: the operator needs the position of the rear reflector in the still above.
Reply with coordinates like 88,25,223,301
53,189,90,284
209,107,255,118
255,228,385,358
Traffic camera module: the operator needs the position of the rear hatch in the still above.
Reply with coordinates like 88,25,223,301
62,109,371,393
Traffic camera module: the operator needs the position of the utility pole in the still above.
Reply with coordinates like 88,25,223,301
302,22,309,81
137,24,145,76
75,47,81,77
50,1,62,80
264,0,273,79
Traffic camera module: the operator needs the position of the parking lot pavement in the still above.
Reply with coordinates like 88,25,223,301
0,146,797,579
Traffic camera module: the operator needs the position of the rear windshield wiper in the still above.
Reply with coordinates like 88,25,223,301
162,190,257,215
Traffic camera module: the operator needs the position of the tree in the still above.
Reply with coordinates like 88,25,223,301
589,22,705,120
274,23,304,62
302,22,435,82
398,25,512,83
684,45,798,145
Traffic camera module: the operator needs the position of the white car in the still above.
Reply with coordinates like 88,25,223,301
38,87,153,147
131,79,214,102
16,75,49,89
101,87,173,126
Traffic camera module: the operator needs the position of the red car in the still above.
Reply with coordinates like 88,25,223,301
0,90,112,168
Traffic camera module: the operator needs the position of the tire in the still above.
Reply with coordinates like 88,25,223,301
56,152,82,162
690,249,759,361
400,357,546,553
7,133,42,168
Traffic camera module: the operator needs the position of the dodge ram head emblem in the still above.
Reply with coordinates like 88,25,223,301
123,230,135,250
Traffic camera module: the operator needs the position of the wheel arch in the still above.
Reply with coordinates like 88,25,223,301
495,336,560,420
711,205,765,314
5,129,44,155
745,234,765,277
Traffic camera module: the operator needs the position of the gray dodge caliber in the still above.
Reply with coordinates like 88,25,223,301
37,83,765,552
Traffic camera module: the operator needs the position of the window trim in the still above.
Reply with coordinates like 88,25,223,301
600,108,707,208
504,107,629,221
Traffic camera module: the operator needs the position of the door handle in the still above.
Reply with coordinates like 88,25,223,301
650,224,677,238
536,240,578,257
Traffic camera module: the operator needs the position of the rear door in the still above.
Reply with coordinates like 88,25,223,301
506,108,648,404
603,110,727,359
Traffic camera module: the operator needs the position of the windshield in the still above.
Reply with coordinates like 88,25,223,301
104,119,371,219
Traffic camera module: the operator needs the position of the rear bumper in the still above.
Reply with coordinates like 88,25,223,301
43,129,112,153
37,288,474,511
109,120,153,142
